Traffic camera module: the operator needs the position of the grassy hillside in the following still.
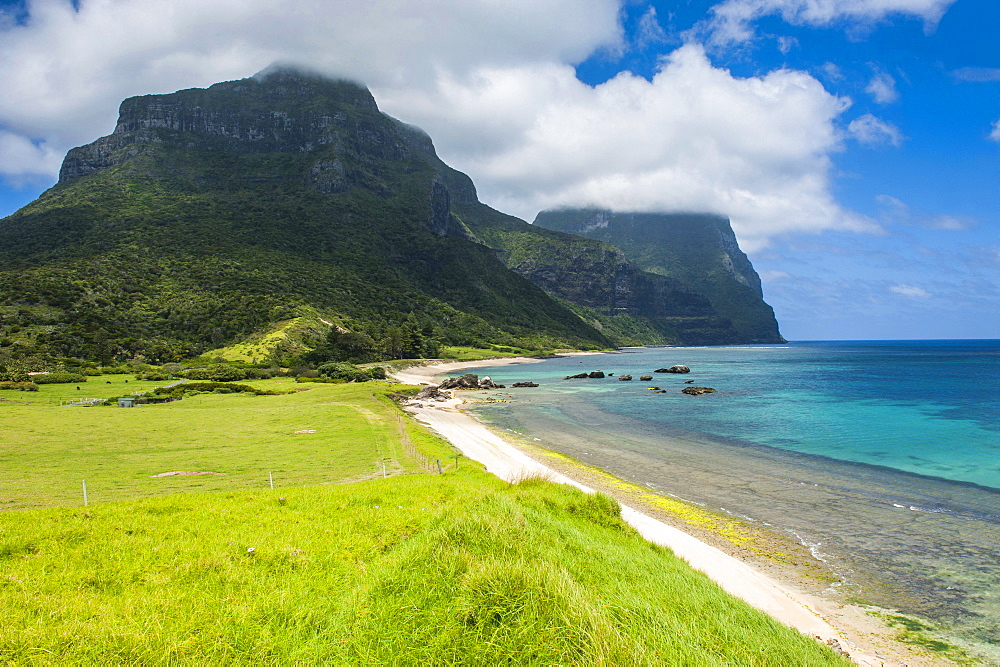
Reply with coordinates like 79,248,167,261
0,380,845,663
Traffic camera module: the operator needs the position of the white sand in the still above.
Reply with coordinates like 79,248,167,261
395,357,907,665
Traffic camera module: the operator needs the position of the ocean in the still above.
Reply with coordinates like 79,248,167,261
466,341,1000,661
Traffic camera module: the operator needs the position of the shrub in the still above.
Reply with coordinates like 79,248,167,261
153,382,281,397
316,362,386,382
179,365,250,382
32,371,88,384
0,381,39,391
136,371,173,381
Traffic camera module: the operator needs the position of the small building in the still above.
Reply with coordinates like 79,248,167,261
118,397,137,408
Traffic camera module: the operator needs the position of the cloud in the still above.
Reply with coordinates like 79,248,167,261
777,36,798,54
404,44,877,251
0,0,621,180
848,114,904,147
0,130,62,181
635,6,669,48
758,269,791,282
0,0,879,251
890,284,932,298
866,70,898,104
952,67,1000,83
991,120,1000,143
704,0,957,46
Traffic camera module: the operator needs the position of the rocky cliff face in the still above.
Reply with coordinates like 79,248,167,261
533,209,784,344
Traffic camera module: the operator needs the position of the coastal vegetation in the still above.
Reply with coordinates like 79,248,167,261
0,377,845,663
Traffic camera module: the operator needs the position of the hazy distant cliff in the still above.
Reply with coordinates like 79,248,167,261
533,209,785,344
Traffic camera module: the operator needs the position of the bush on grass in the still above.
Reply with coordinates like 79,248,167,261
32,371,88,384
0,381,39,391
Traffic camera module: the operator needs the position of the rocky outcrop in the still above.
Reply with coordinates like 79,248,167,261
437,374,505,390
681,386,716,395
511,381,539,388
618,375,633,381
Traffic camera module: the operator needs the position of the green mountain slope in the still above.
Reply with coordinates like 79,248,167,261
0,68,609,363
534,209,785,344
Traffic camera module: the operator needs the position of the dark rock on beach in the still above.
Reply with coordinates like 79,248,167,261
438,374,505,390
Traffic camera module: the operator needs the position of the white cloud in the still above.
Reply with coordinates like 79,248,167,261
952,67,1000,83
777,36,799,54
401,44,875,251
759,269,791,282
866,70,898,104
0,0,621,179
0,0,880,251
705,0,956,46
890,284,932,298
848,114,904,147
0,131,62,180
635,6,669,48
990,119,1000,142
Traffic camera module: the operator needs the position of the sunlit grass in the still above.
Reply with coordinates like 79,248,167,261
0,476,846,664
1,380,443,510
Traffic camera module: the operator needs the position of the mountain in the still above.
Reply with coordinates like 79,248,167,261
0,67,781,366
0,67,610,364
532,210,785,344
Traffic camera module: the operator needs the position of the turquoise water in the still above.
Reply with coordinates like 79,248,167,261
466,341,1000,660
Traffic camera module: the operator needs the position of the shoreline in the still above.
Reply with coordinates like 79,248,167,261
394,355,930,666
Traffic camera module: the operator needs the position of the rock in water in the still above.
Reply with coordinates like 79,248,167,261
618,375,633,381
681,386,716,395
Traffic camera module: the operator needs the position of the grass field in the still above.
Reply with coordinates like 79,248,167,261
1,377,449,510
1,378,847,664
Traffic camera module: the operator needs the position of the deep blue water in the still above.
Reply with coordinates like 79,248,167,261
463,341,1000,659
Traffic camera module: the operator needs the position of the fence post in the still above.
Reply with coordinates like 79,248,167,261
269,472,274,490
381,461,387,479
82,479,88,507
436,459,443,474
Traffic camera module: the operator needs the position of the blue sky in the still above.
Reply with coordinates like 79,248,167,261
0,0,996,340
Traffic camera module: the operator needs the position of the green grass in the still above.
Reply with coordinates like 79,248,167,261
1,380,846,663
0,379,447,510
0,474,845,664
1,373,177,406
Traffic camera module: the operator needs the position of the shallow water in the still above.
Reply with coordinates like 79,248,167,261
467,342,1000,660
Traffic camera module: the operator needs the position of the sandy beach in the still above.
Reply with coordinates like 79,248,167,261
394,356,937,666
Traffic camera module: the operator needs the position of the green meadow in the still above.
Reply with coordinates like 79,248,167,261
1,377,439,510
0,378,846,664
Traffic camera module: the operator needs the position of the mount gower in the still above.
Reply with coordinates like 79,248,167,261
0,67,782,364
